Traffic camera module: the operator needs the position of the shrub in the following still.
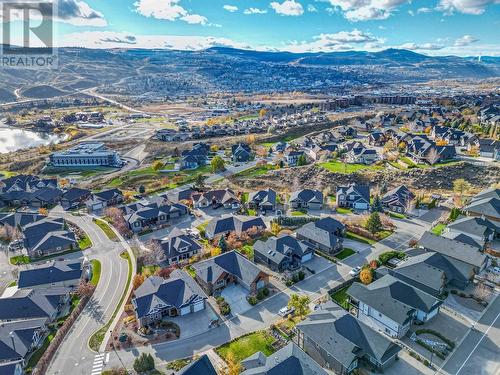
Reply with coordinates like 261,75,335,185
248,296,258,305
133,353,155,373
298,271,305,281
285,280,293,287
257,290,265,300
262,287,270,297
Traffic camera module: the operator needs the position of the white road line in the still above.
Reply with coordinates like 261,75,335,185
105,353,110,362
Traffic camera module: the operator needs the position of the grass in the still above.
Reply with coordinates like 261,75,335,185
93,219,118,241
335,207,352,214
216,331,276,363
330,286,350,310
7,280,17,287
291,211,306,216
234,164,275,178
319,161,383,174
239,244,254,260
185,265,196,278
42,166,113,177
78,234,92,250
345,231,376,245
335,248,355,260
431,223,446,236
10,255,31,265
140,265,160,277
90,260,101,286
388,211,406,219
88,251,132,352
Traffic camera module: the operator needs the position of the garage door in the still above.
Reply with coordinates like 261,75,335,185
354,202,367,210
192,300,205,313
180,306,191,316
256,280,266,289
301,253,313,263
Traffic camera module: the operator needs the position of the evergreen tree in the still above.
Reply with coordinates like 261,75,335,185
371,195,383,212
365,212,382,234
218,235,228,253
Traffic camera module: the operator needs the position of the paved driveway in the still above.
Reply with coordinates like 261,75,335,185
171,304,219,339
221,284,252,315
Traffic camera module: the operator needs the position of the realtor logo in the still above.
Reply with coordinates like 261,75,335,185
1,0,58,68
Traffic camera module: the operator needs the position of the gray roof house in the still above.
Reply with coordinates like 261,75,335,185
18,259,85,289
241,342,328,375
348,275,443,338
381,185,415,214
443,216,499,249
123,201,188,233
60,187,92,210
463,188,500,222
0,318,47,366
248,188,277,211
289,189,323,210
253,234,314,272
192,251,269,296
177,354,217,375
294,302,401,374
336,184,370,210
158,228,202,266
205,215,266,240
132,270,207,328
192,189,240,209
85,188,124,213
21,217,77,258
296,217,345,255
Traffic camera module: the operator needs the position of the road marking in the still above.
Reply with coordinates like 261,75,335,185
105,353,110,362
455,311,500,375
91,353,105,375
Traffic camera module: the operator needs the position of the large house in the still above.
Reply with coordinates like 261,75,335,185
253,234,314,272
0,175,61,208
192,189,240,209
180,143,210,170
49,142,123,168
232,143,253,163
60,187,92,210
348,275,442,338
132,270,207,328
285,150,305,167
345,146,378,165
443,216,499,249
21,217,77,258
296,217,345,255
289,189,323,210
158,228,202,266
463,188,500,222
468,138,500,160
18,259,87,289
381,185,415,214
85,188,124,213
205,215,266,240
192,251,269,296
122,201,188,233
336,184,370,210
295,302,401,374
248,188,277,212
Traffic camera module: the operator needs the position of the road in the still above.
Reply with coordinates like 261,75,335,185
46,209,130,375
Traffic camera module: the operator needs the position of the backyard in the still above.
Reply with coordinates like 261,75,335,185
216,331,276,363
330,286,350,310
319,161,384,174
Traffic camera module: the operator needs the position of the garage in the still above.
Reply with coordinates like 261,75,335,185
192,300,205,313
180,306,191,316
301,252,313,263
354,202,368,210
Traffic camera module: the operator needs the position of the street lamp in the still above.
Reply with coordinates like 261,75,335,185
110,330,129,374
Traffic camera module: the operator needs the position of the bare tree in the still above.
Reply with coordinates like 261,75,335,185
426,148,440,166
145,239,166,264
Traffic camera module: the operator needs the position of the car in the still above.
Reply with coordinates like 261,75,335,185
278,306,295,317
275,210,283,217
349,266,362,277
492,267,500,274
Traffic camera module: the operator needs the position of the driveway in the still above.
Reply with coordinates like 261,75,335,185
221,284,252,316
171,304,219,339
368,350,434,375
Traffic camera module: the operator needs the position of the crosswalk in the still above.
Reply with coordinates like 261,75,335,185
91,353,109,375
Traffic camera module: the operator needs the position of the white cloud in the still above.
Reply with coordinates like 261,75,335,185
437,0,499,15
243,7,268,14
454,34,479,46
307,4,318,11
134,0,208,25
223,5,238,12
398,42,445,50
326,0,409,21
417,7,433,13
270,0,304,16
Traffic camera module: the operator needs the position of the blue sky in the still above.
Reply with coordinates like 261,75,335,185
5,0,500,55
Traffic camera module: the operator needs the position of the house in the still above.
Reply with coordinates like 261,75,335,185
406,136,456,164
468,139,500,160
443,216,499,249
123,201,188,233
347,275,442,338
0,212,44,229
294,302,401,374
296,217,345,255
85,188,124,213
368,131,386,146
180,143,210,170
344,146,378,165
177,354,217,375
284,150,305,167
0,361,23,375
232,143,252,163
0,318,47,367
132,270,207,328
192,189,240,209
336,184,370,210
21,217,77,258
205,215,266,240
18,259,86,289
165,188,196,204
289,189,323,210
381,185,415,214
28,188,64,208
192,251,269,296
0,175,57,195
60,187,92,210
49,142,123,168
274,141,288,153
158,228,202,266
253,234,314,272
463,188,500,222
248,188,277,212
418,231,489,273
241,342,328,375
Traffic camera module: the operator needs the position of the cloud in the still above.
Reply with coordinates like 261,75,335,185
100,35,137,44
134,0,208,25
270,0,304,16
454,34,479,46
307,4,318,11
243,7,268,14
417,7,433,13
437,0,499,15
223,5,238,12
398,42,445,50
325,0,409,21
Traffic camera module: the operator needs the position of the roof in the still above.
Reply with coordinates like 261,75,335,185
93,188,123,202
254,235,312,264
241,343,328,375
193,250,266,287
446,216,498,239
18,259,83,288
205,215,266,238
418,231,487,268
178,354,217,375
160,229,202,260
336,184,370,204
296,217,344,249
61,187,91,202
289,189,323,204
0,212,45,228
248,188,277,207
463,197,500,220
0,318,46,362
133,270,206,319
382,185,415,207
348,275,442,324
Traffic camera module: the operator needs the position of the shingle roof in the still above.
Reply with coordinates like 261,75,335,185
178,354,217,375
289,189,323,204
253,235,312,264
463,197,500,220
18,259,83,288
296,217,344,249
205,215,266,238
248,188,277,207
0,318,46,362
159,229,202,260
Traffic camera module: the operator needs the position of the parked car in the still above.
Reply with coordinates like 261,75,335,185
278,306,295,317
349,266,362,277
275,210,283,217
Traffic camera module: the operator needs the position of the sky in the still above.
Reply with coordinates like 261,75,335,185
2,0,500,56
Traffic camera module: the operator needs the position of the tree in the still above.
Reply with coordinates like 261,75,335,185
270,221,282,235
104,207,132,237
39,207,49,216
288,293,310,316
194,173,205,189
297,154,307,166
211,156,225,173
151,160,163,172
218,235,228,253
360,268,373,284
146,239,166,264
365,212,382,234
453,178,471,201
246,134,256,145
133,353,155,373
371,195,383,212
76,281,95,298
210,144,219,152
133,274,145,290
211,246,221,257
155,266,175,279
426,148,440,165
226,352,242,375
138,184,146,194
259,108,267,118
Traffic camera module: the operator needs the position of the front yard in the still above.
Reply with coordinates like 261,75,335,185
330,286,350,310
216,331,276,363
431,223,446,235
335,248,355,260
319,160,384,174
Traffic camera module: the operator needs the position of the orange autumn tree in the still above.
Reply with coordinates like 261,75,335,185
359,268,373,285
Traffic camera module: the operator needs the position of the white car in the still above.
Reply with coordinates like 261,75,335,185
278,306,295,317
349,266,362,277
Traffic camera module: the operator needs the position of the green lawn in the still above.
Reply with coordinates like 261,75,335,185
319,161,383,174
42,166,113,178
216,331,276,363
78,234,92,250
336,207,352,214
335,248,355,260
26,329,57,370
239,244,254,260
388,211,406,219
140,265,160,277
345,231,376,245
431,223,446,236
10,255,30,265
234,164,275,178
90,260,101,286
330,286,350,310
93,219,118,241
291,211,306,216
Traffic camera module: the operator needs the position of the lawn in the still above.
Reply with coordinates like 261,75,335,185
90,260,101,286
431,223,446,235
291,211,306,216
330,286,350,310
42,166,113,178
388,211,406,219
234,164,275,178
78,234,92,250
93,219,118,241
345,231,376,245
239,244,254,260
319,161,383,174
335,207,352,214
216,331,276,363
140,265,160,277
335,248,355,260
10,255,30,265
